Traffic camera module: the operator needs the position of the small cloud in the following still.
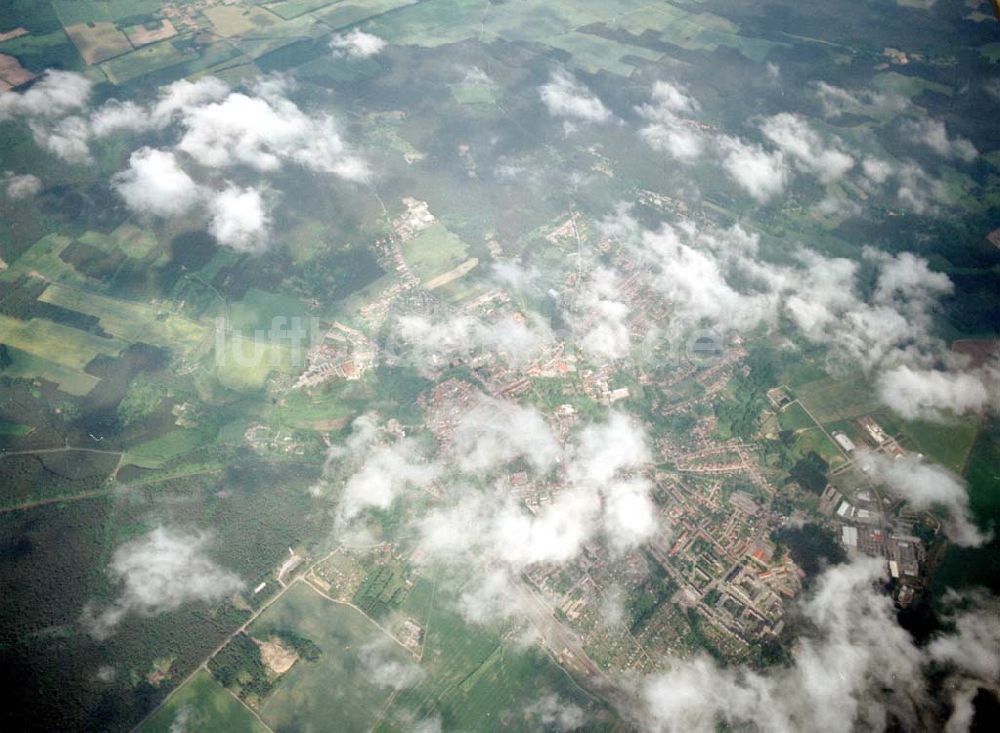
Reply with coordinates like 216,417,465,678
330,29,387,59
759,113,854,183
0,69,91,120
83,527,244,639
3,171,41,200
539,69,612,126
207,185,271,253
112,147,203,217
719,136,788,202
877,364,996,423
901,117,977,162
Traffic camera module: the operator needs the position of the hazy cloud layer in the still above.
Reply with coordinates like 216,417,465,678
639,557,1000,733
855,449,989,547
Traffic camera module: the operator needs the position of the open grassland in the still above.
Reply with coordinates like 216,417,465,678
39,284,208,354
797,376,876,424
64,22,132,64
136,669,268,733
252,582,406,733
878,414,981,474
213,333,298,391
110,223,159,258
0,313,124,370
777,401,817,432
401,222,468,283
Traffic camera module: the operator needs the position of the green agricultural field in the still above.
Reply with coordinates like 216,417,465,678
0,345,101,395
100,40,193,84
265,0,339,20
1,233,81,284
124,428,211,469
203,6,283,38
136,668,269,733
313,0,418,32
544,32,662,76
38,284,209,354
252,582,409,733
51,0,161,26
0,314,125,370
401,222,468,283
63,22,132,65
110,223,159,258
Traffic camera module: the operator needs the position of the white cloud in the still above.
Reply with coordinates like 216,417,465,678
902,118,977,162
29,115,91,163
175,90,369,179
855,449,989,547
83,527,243,638
575,267,633,362
539,69,612,126
340,440,440,520
813,82,908,120
451,396,561,475
759,113,855,183
526,695,587,731
637,81,704,162
0,70,91,120
719,136,788,202
359,638,425,689
895,161,952,213
330,29,387,59
877,364,997,422
3,171,41,199
112,148,203,217
207,185,270,253
396,311,552,374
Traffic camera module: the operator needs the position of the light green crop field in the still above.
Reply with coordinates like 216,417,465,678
0,314,125,370
252,582,408,733
38,284,209,354
110,223,159,258
401,222,468,282
135,668,269,733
